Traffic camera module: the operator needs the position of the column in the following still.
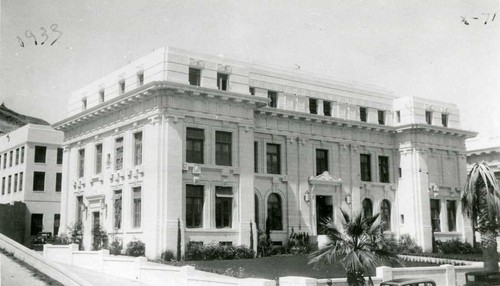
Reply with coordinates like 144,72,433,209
238,125,255,247
58,146,71,236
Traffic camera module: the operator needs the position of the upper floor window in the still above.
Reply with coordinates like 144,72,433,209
430,199,440,232
82,98,87,110
360,107,367,122
57,148,63,164
78,149,85,178
378,156,390,183
19,172,23,191
360,154,371,182
7,175,11,193
186,184,204,228
3,154,6,169
119,80,125,95
268,91,277,108
266,144,281,175
309,98,317,114
20,147,25,164
9,151,13,167
249,87,255,95
215,186,233,228
115,137,124,170
324,101,331,116
137,72,144,86
1,177,5,195
133,187,142,228
396,111,401,123
378,110,385,125
186,128,204,164
442,113,448,127
316,149,328,175
34,146,47,163
134,132,143,166
215,131,232,166
189,68,201,86
99,89,105,103
217,73,228,91
15,148,19,165
33,171,45,191
56,173,62,192
95,144,103,174
381,200,391,231
425,111,432,124
14,174,17,193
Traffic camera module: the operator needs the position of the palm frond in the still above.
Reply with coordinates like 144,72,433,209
462,162,500,221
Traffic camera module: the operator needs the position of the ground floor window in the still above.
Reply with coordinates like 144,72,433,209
215,187,233,228
430,199,441,232
380,199,391,231
31,214,43,235
114,190,122,229
447,200,456,232
255,194,259,229
362,198,373,218
133,187,142,228
186,185,204,228
267,193,283,230
53,214,60,235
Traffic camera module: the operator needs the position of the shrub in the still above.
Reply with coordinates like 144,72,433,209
185,242,254,261
68,222,84,250
435,238,481,254
91,224,108,251
257,228,273,257
161,249,175,261
125,240,145,257
286,229,312,255
395,234,423,254
109,236,123,255
46,234,71,245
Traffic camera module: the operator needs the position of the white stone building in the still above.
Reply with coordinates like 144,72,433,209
466,137,500,181
54,47,475,258
0,124,63,242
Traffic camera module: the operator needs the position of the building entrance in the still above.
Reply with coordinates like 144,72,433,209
316,195,333,233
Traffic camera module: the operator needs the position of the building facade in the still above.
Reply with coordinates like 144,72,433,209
54,47,475,258
0,124,63,243
466,137,500,181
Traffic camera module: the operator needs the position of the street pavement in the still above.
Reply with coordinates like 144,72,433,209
1,252,47,286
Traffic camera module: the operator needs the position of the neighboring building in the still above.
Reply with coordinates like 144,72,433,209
0,124,64,243
54,47,475,258
0,103,50,135
466,137,500,181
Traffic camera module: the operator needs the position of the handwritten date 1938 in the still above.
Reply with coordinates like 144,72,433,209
17,24,62,47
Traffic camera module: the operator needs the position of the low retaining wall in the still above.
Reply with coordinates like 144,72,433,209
0,233,91,286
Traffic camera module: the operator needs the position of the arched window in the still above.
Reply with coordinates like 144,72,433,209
381,199,391,231
254,194,260,229
362,198,373,218
267,193,283,230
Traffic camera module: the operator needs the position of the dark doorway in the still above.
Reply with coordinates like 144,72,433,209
316,195,333,233
92,212,100,249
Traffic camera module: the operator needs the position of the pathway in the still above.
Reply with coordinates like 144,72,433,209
1,252,48,286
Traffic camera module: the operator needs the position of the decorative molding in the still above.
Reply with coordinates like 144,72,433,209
189,58,205,68
217,64,232,73
308,171,342,186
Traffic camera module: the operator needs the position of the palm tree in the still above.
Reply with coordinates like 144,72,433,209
461,161,500,271
308,209,399,286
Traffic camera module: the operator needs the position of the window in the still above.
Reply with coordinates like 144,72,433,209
442,113,449,127
268,91,277,108
34,146,47,163
425,111,432,124
54,214,60,236
430,199,441,232
360,154,371,182
249,87,255,95
7,175,11,193
78,149,85,178
95,144,102,174
9,150,13,167
254,142,258,173
99,89,105,103
1,177,4,195
14,174,17,192
215,131,232,166
447,200,456,232
115,137,123,170
266,144,281,174
189,68,201,86
378,156,390,183
113,190,122,229
359,107,367,122
215,186,233,228
309,98,317,114
186,185,204,228
20,147,24,163
76,196,84,224
378,110,385,125
396,111,401,123
133,187,142,228
56,173,62,192
33,172,45,191
362,198,373,218
19,172,23,191
137,72,144,86
267,193,283,230
119,81,125,95
316,149,328,175
255,194,260,229
15,148,19,165
381,200,391,231
186,128,204,164
134,132,143,166
31,214,43,235
217,73,228,91
82,98,87,110
55,148,62,164
324,100,331,116
3,153,7,168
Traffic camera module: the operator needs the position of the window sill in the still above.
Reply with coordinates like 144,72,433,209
125,229,143,234
33,190,45,192
185,228,239,233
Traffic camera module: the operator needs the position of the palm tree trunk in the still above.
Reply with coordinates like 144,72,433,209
481,229,499,272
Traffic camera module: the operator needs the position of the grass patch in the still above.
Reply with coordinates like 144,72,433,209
0,247,64,286
155,254,439,280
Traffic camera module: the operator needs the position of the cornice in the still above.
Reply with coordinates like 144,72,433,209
54,81,269,131
394,124,477,138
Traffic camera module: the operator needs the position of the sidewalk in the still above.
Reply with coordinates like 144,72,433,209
53,262,150,286
1,253,47,286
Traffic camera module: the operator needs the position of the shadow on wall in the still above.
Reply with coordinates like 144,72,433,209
0,201,28,244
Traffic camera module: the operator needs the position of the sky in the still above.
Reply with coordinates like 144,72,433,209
1,0,499,138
